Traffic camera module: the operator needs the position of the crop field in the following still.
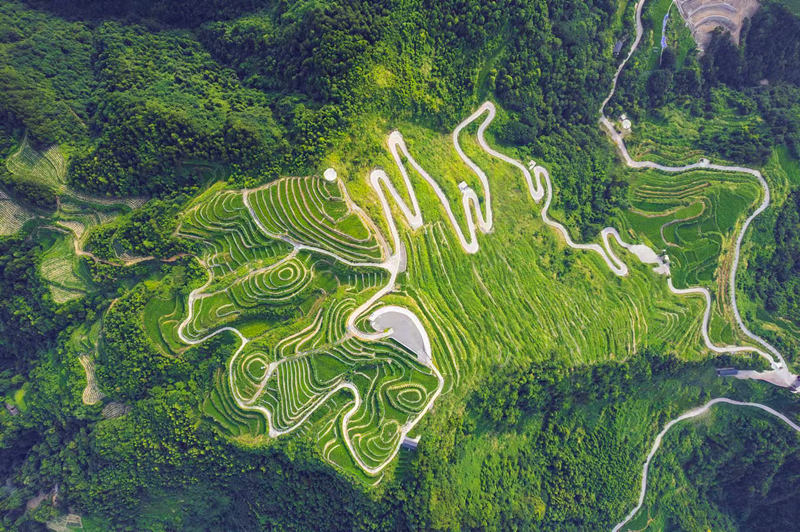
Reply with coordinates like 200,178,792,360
174,176,439,479
143,295,187,356
619,167,762,345
6,136,67,191
383,119,710,389
3,139,145,248
38,230,92,303
247,176,384,264
161,107,771,478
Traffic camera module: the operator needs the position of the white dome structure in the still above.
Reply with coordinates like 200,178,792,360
323,168,338,182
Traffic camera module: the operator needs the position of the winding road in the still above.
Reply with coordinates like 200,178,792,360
612,398,800,532
604,1,799,529
176,180,444,476
173,0,797,482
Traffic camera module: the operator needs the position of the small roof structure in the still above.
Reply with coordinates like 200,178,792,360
458,181,469,192
716,367,739,377
401,436,419,451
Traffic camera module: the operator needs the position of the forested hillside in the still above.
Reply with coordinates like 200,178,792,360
0,0,625,234
2,0,800,530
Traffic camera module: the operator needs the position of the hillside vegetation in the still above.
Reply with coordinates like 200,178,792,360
2,0,800,530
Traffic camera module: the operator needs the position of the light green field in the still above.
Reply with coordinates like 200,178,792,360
69,320,105,405
619,167,762,346
160,102,769,479
0,187,34,235
12,387,27,411
6,135,67,192
643,0,674,70
175,176,439,480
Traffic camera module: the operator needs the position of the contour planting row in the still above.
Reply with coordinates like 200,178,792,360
247,176,383,264
39,232,90,303
0,189,34,235
226,255,313,308
176,179,443,474
625,169,760,288
6,138,67,189
179,190,290,278
404,220,705,385
204,370,268,437
234,336,439,471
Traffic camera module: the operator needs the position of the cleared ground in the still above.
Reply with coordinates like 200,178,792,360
675,0,759,49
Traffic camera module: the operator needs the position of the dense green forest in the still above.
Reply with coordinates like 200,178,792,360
0,0,626,235
2,0,800,530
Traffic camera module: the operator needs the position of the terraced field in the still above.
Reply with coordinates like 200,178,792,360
4,140,146,259
0,188,34,235
6,136,67,192
176,176,441,479
620,168,762,345
170,98,778,478
382,114,708,391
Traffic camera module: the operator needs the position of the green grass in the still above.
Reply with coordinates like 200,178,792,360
143,295,187,355
776,145,800,186
12,387,27,411
642,0,674,71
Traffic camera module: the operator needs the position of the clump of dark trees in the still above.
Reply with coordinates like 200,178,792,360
744,189,800,322
2,0,626,236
